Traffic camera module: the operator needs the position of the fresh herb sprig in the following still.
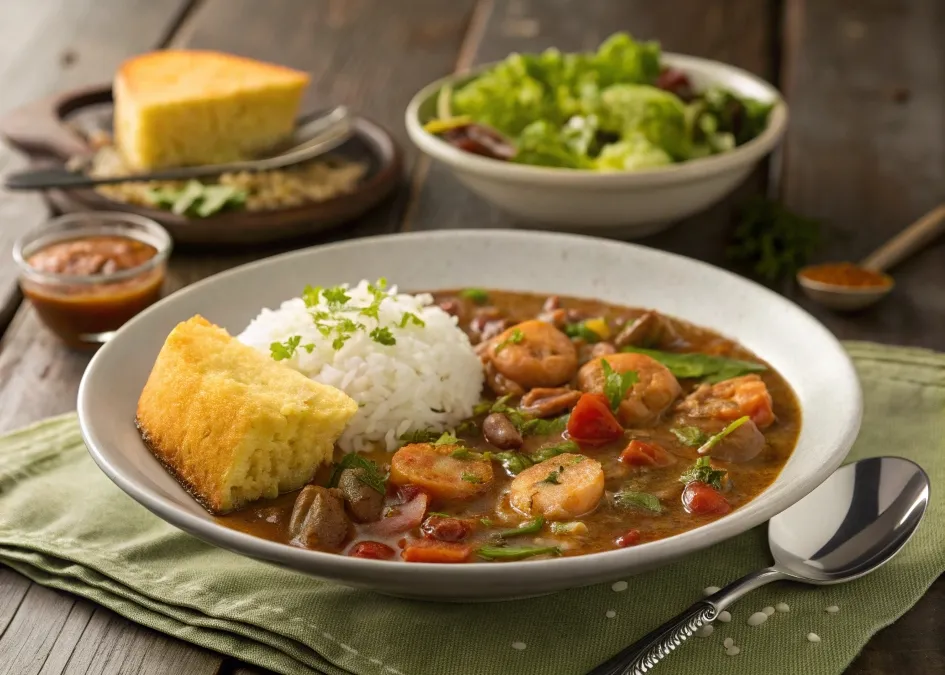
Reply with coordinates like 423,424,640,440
728,197,821,283
613,490,663,513
327,453,387,494
601,360,638,412
697,416,750,456
679,457,727,490
620,347,766,384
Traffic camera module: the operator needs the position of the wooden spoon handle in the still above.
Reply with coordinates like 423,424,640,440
860,204,945,272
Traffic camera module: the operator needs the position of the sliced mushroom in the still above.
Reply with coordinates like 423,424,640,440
483,412,523,449
288,485,350,551
337,468,384,523
520,387,582,418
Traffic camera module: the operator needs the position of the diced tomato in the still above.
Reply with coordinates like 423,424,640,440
567,393,623,445
348,541,396,560
619,440,676,467
615,529,641,547
421,516,472,542
682,482,731,515
401,539,472,563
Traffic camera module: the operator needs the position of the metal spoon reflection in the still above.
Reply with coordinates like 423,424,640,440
588,456,930,675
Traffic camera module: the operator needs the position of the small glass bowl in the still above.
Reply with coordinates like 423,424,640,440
13,212,172,349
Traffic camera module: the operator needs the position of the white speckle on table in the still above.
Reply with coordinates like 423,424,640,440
776,602,790,613
763,606,776,616
605,610,616,619
747,611,769,627
825,605,840,614
612,581,628,592
703,586,721,596
695,624,714,638
723,637,735,649
512,642,527,651
717,611,732,623
726,646,741,656
808,633,822,643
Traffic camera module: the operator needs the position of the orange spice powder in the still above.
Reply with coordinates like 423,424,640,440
800,262,892,288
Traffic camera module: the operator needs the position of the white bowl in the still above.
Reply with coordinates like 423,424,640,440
406,54,788,238
78,230,860,601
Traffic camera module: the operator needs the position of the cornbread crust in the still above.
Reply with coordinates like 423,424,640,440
136,316,357,514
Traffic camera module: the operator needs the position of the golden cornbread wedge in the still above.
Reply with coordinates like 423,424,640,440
136,315,356,514
114,50,310,170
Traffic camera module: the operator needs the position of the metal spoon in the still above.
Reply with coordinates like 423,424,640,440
3,106,353,191
797,203,945,311
588,456,930,675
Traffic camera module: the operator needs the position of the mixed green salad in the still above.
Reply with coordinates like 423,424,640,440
424,33,774,171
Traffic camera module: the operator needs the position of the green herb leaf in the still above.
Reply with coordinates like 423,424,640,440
563,322,601,343
679,457,727,491
398,429,442,444
473,400,493,416
398,312,426,328
480,517,493,527
476,545,561,561
494,328,525,354
327,453,387,494
451,448,484,460
727,197,821,283
459,288,489,304
434,432,460,446
601,359,638,412
531,440,580,463
620,346,766,383
456,419,478,435
541,468,563,485
270,335,302,361
370,326,396,346
671,426,710,447
519,413,570,436
697,416,750,456
613,490,663,513
301,285,323,308
492,451,533,476
495,516,544,538
322,287,351,308
461,472,482,484
170,180,205,215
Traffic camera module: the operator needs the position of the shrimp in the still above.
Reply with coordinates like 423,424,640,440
389,443,493,500
508,453,605,520
577,353,682,427
676,374,775,429
484,320,578,391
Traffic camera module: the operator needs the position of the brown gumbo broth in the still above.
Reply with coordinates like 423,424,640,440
218,290,800,562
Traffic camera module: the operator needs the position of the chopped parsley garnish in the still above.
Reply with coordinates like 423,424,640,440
613,490,663,513
563,321,601,343
671,426,710,447
492,451,533,476
270,335,302,361
540,467,564,485
728,197,821,283
679,457,727,491
531,440,579,463
451,448,485,460
456,419,478,435
601,359,638,412
519,413,570,436
473,400,493,416
434,432,460,446
461,472,482,484
459,288,489,304
494,328,525,354
620,347,766,383
370,326,396,346
480,517,493,527
398,429,442,444
697,416,750,456
301,285,323,307
327,453,387,494
495,517,544,538
398,312,426,328
476,545,561,561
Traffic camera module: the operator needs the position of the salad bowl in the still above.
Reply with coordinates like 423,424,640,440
406,53,788,238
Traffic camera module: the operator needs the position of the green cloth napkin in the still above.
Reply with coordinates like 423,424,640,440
0,342,942,675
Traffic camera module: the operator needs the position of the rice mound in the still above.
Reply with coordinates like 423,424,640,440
238,280,484,452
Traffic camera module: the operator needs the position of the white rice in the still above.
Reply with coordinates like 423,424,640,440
238,280,484,452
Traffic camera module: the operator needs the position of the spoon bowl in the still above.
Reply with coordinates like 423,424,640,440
796,273,894,312
590,456,930,674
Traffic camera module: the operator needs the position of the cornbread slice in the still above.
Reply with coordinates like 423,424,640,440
136,315,356,514
114,50,310,170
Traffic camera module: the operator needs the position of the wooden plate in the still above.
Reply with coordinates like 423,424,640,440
0,86,402,245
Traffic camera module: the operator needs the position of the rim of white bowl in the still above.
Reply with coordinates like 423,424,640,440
77,229,860,583
406,53,789,188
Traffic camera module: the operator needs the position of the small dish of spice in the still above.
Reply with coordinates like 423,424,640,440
797,203,945,312
13,212,172,348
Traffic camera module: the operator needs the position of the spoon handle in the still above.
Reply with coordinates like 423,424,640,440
860,203,945,272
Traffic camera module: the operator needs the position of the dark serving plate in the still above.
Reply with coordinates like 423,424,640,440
0,86,402,245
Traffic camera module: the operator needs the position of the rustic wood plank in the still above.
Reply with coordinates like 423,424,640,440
0,0,197,335
0,583,88,675
404,0,776,233
59,606,220,675
779,0,945,351
0,567,32,637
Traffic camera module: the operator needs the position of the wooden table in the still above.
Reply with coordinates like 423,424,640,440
0,1,942,673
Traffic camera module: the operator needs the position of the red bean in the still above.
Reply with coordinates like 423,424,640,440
348,541,396,559
615,529,641,548
421,516,472,542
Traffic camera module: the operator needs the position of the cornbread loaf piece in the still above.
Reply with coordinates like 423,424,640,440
136,316,356,514
114,50,310,170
